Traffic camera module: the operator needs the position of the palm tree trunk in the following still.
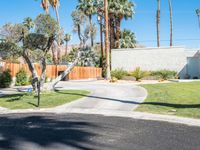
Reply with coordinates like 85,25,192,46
55,6,60,26
104,0,111,80
109,15,116,49
168,0,173,47
116,17,121,49
156,0,161,47
65,42,68,55
89,15,94,47
198,15,200,28
100,16,105,67
55,6,61,64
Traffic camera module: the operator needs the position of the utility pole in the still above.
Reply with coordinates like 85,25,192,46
104,0,111,79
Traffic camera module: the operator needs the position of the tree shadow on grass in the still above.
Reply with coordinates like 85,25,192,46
141,102,200,109
0,114,108,150
0,94,24,102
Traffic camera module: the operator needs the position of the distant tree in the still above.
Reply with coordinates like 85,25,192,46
196,9,200,28
23,17,34,31
119,29,136,48
64,33,71,55
77,0,97,46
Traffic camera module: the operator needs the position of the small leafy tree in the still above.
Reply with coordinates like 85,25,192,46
16,68,29,86
0,69,12,88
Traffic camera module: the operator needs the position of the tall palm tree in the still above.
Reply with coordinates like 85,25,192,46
156,0,161,47
64,33,71,55
23,17,34,31
49,0,60,26
41,0,49,14
168,0,173,47
77,0,97,46
104,0,111,79
196,9,200,28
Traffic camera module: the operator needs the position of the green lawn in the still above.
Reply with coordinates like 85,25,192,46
136,82,200,119
0,90,90,110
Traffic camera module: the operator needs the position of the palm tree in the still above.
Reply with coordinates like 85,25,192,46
77,0,97,46
109,0,134,48
41,0,49,14
156,0,160,47
23,17,34,31
168,0,173,47
49,0,60,26
64,33,71,55
196,9,200,28
119,29,136,48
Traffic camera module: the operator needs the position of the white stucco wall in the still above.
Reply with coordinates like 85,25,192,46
111,47,188,78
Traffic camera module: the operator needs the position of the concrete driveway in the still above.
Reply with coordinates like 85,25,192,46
54,80,147,112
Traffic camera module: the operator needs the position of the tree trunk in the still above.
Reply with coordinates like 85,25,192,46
109,15,116,49
116,17,121,49
168,0,173,47
100,16,105,64
89,15,94,47
52,51,81,89
51,41,58,64
198,15,200,28
157,0,161,47
104,0,111,80
55,6,61,64
40,57,47,90
22,51,38,91
65,42,68,55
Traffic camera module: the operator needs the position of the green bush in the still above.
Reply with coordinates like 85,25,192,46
0,69,12,88
151,70,177,80
129,67,150,81
111,68,128,80
16,69,29,86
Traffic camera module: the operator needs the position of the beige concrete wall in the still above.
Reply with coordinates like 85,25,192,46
111,47,188,78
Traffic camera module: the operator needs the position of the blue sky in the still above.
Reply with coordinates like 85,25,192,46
0,0,200,48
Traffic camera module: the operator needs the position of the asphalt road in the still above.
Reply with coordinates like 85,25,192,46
0,113,199,150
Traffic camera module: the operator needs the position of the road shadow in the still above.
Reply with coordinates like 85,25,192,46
0,114,107,150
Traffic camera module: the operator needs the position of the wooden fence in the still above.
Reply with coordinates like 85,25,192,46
2,63,102,80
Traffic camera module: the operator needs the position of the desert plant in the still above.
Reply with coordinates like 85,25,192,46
15,69,29,86
111,68,128,80
0,69,12,88
129,67,150,81
151,70,177,80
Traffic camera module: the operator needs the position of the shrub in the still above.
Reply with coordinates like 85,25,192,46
16,69,29,86
111,68,128,80
0,69,12,88
129,67,150,81
151,70,177,80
